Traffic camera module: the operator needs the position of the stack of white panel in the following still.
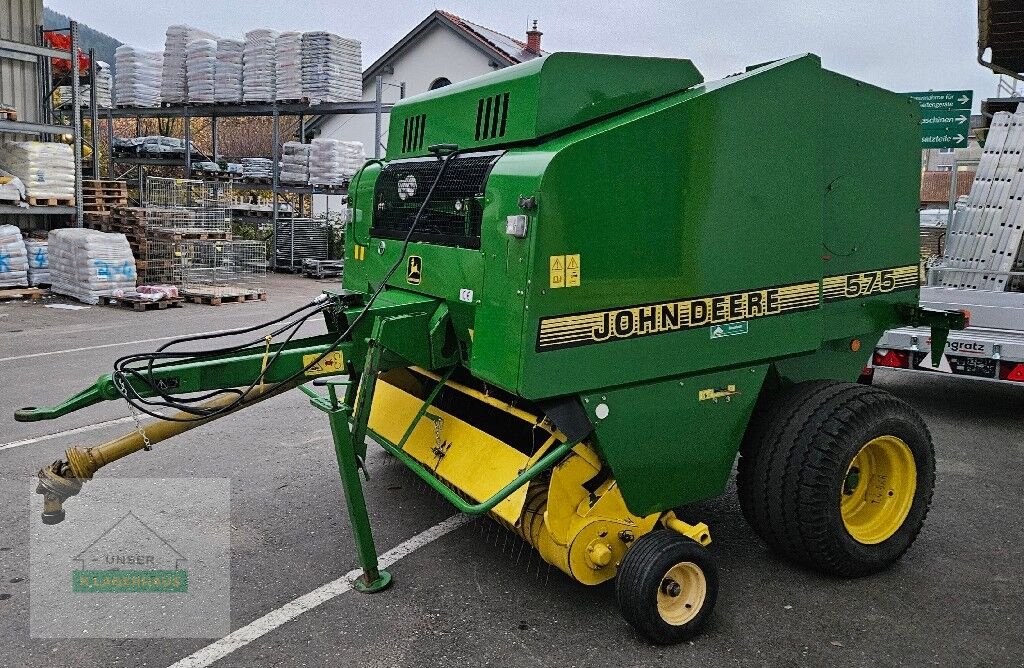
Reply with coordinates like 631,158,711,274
301,32,362,102
242,157,273,178
161,24,219,103
25,239,49,286
243,29,278,102
942,106,1024,291
275,32,303,101
0,142,74,199
0,225,28,288
48,229,137,304
214,38,244,103
114,46,163,107
186,38,218,103
309,138,364,184
280,142,311,184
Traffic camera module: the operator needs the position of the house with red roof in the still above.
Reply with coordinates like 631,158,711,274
305,10,547,168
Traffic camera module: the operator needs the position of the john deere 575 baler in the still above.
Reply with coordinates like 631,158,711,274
20,52,964,643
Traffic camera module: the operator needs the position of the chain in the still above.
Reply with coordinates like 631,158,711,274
114,374,153,451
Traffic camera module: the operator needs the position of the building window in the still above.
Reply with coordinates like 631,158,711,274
938,147,955,154
429,77,451,90
936,165,953,172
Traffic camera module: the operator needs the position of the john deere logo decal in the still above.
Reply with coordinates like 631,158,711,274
407,256,422,285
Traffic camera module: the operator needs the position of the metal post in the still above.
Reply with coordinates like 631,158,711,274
374,75,383,159
400,82,406,99
271,109,280,269
106,109,114,178
183,109,192,178
89,48,99,179
211,115,218,161
946,159,960,229
70,21,84,226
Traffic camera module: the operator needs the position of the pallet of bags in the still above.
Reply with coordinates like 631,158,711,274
214,38,244,103
161,24,219,104
309,139,364,185
275,32,303,101
0,142,74,204
243,29,278,102
0,225,28,288
186,38,218,103
280,142,311,184
114,45,163,107
25,239,49,286
49,228,137,304
301,32,362,102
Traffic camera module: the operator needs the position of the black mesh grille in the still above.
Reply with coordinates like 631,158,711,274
371,151,503,249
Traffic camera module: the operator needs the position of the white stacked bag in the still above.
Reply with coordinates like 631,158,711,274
275,32,303,101
114,46,163,107
161,24,218,104
186,38,218,103
280,142,311,184
242,157,273,179
25,239,49,286
214,38,244,103
301,32,362,102
0,225,29,288
0,142,74,200
93,61,113,108
243,29,278,102
309,138,364,184
49,229,137,304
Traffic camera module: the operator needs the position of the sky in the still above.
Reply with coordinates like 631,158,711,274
44,0,1001,112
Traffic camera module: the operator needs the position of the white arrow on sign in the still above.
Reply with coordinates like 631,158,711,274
953,134,965,144
956,114,968,124
958,94,970,105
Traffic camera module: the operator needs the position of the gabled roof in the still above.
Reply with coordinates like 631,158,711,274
363,9,545,83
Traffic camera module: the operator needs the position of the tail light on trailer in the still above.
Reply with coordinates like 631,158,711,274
998,362,1024,382
872,349,910,369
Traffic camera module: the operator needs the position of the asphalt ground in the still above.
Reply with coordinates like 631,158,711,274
1,273,1022,667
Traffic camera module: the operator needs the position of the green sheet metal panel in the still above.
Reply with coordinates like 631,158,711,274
386,52,703,158
585,365,768,515
513,54,827,399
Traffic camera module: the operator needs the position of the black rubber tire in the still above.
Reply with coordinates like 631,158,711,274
736,380,934,577
615,531,718,644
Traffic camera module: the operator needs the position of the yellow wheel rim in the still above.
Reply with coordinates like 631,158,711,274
840,435,917,544
657,562,706,625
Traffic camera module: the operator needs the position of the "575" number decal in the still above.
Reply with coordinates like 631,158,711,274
822,265,920,302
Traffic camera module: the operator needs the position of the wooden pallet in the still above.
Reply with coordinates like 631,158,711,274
83,179,128,192
26,195,74,207
100,295,184,311
183,290,267,306
0,286,47,301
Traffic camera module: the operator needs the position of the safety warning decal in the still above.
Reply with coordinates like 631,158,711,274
536,281,819,351
822,265,918,302
303,351,345,376
549,254,581,289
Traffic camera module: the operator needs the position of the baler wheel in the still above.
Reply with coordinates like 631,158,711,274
615,530,718,644
736,381,934,577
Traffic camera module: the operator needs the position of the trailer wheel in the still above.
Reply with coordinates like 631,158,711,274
615,530,718,644
736,381,934,577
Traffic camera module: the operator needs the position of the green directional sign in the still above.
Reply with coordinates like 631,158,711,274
905,90,973,149
907,90,973,111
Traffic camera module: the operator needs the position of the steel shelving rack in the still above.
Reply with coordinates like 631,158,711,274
0,20,86,223
96,76,397,268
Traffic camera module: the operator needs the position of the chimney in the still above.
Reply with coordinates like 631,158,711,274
526,20,543,54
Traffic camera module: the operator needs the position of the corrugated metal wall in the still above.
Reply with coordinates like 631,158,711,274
1,0,43,124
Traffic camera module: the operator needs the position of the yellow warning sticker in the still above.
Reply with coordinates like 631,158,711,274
352,245,366,261
566,254,580,287
303,351,345,376
698,385,739,402
549,255,565,289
